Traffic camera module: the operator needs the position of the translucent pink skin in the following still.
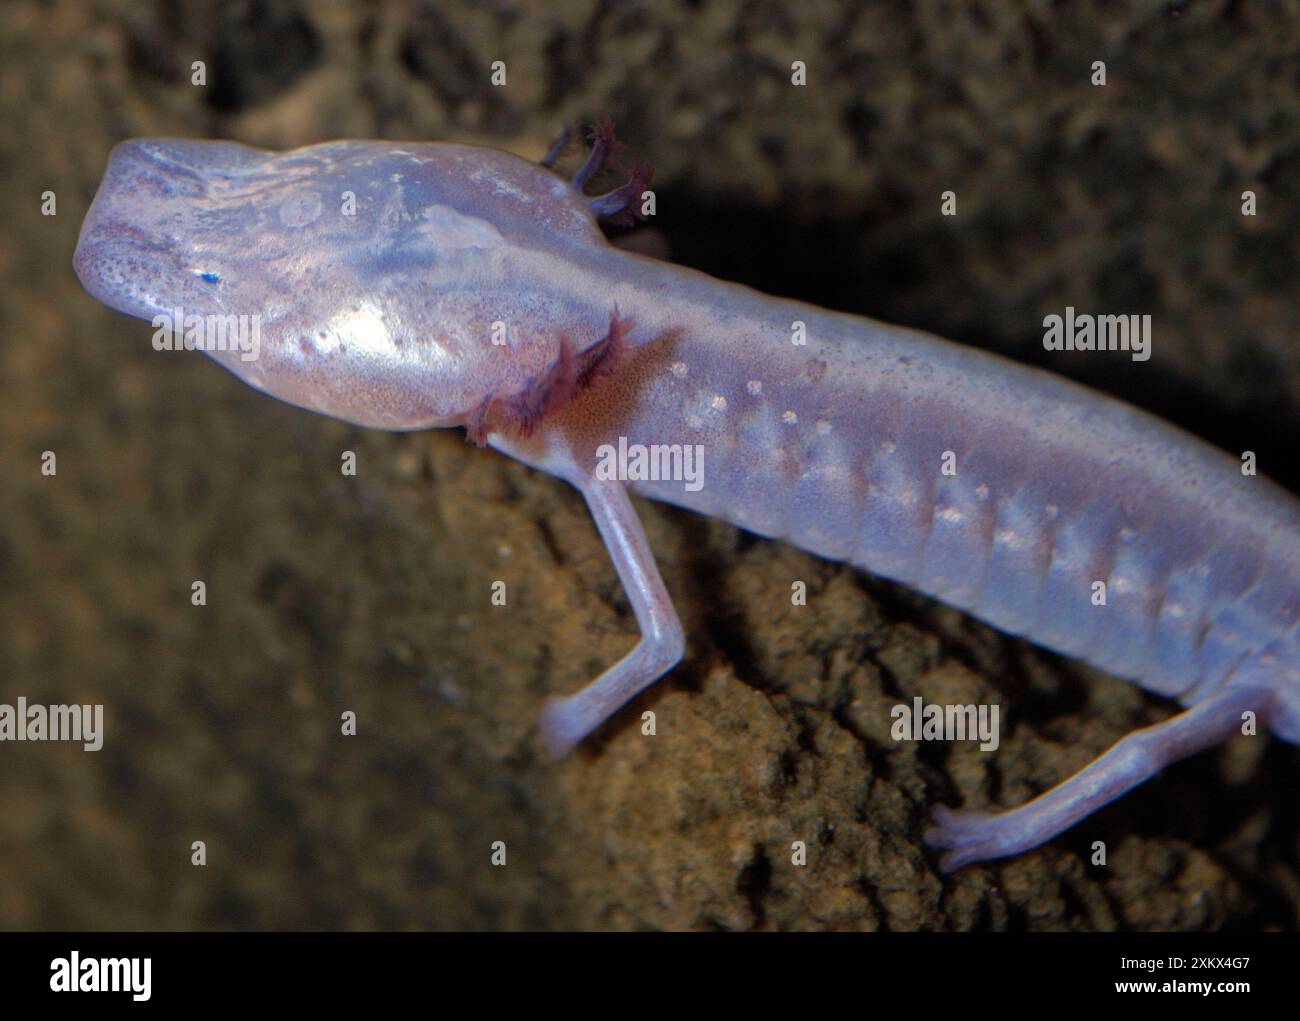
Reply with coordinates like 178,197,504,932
74,138,1300,871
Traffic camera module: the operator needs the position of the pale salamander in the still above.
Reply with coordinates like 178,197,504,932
72,129,1300,871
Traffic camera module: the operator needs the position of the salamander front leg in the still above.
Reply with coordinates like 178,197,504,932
924,685,1275,872
538,477,685,758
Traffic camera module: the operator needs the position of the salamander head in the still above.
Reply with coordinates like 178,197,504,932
73,138,615,431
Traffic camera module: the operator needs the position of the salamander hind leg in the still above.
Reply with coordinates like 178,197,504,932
924,685,1276,872
538,476,685,758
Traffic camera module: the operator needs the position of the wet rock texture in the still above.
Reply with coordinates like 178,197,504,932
0,0,1297,930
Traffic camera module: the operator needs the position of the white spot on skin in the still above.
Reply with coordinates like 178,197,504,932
1045,504,1059,521
671,361,688,379
418,204,503,248
880,440,896,455
683,389,725,429
975,484,989,500
782,410,798,425
747,380,762,395
321,303,397,360
936,505,963,525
